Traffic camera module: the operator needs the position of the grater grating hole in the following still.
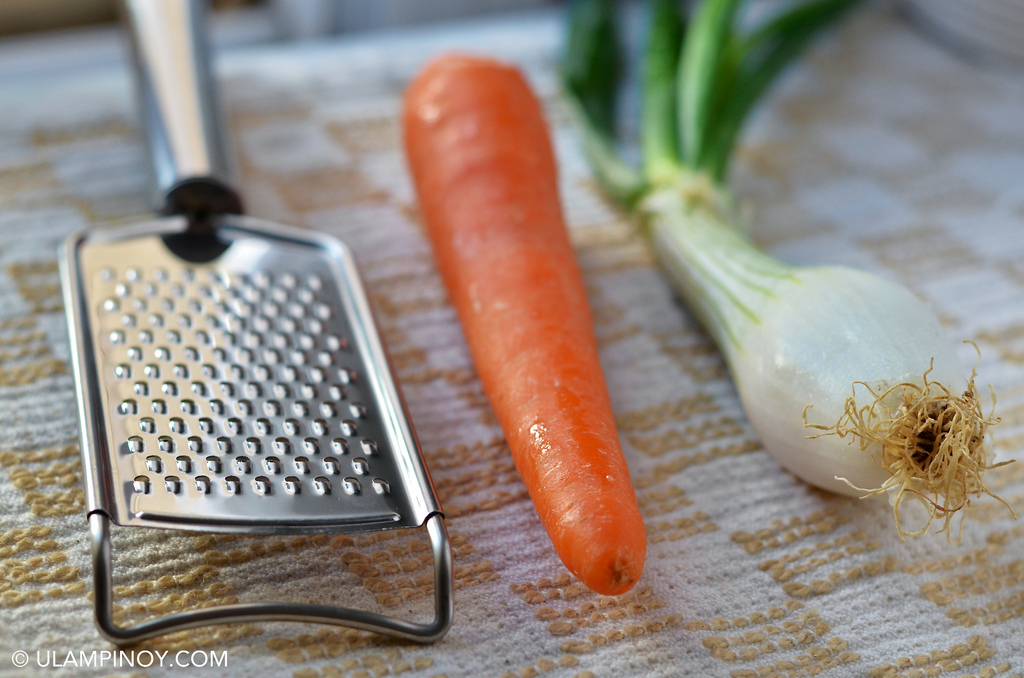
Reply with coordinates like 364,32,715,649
313,477,330,495
283,476,300,494
254,476,271,495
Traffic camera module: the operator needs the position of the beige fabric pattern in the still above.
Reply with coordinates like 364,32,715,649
1,6,1024,677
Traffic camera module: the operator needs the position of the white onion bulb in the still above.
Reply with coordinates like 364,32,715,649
643,178,1010,540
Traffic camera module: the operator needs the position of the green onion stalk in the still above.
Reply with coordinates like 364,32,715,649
563,0,1013,541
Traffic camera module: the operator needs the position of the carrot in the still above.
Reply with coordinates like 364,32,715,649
403,55,646,595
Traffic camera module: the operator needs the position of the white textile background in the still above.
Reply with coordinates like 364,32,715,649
1,5,1024,677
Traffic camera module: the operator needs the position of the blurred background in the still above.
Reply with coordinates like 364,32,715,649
0,0,559,39
2,0,1022,68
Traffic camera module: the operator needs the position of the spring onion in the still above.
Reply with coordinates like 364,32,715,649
563,0,1013,540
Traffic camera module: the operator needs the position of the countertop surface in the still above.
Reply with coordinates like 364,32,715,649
1,5,1024,677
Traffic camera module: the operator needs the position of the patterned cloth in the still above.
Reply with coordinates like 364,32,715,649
2,6,1024,677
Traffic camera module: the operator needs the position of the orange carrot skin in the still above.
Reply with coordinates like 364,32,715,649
403,55,646,595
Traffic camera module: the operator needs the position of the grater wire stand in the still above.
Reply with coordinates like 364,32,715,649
89,513,451,644
60,0,453,646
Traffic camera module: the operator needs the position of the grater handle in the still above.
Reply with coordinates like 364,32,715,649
122,0,243,234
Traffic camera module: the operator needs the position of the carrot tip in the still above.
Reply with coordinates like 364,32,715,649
575,542,645,596
613,559,638,588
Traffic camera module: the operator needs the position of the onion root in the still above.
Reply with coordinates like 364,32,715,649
804,353,1014,542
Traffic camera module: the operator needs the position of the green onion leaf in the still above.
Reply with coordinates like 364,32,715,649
563,0,646,205
678,0,743,168
705,0,860,180
563,0,622,138
642,0,686,183
570,101,648,206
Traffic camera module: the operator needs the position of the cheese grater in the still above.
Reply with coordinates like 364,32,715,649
59,0,451,645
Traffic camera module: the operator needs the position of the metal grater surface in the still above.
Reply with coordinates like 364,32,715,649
66,217,439,534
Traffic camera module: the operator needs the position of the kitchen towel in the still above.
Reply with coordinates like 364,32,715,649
1,5,1024,677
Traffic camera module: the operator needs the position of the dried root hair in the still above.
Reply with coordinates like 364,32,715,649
803,350,1014,543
